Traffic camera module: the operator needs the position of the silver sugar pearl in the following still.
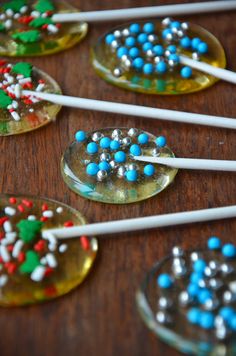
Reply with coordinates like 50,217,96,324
124,59,132,69
214,315,225,328
192,52,200,61
92,132,103,142
177,30,184,38
154,56,162,64
109,160,117,169
215,326,229,340
173,264,187,277
148,34,158,43
172,246,184,257
229,280,236,294
122,28,130,37
162,17,172,27
121,54,128,62
209,260,220,271
97,170,108,182
221,263,234,275
181,22,189,31
172,27,179,34
127,163,138,171
112,129,122,139
165,50,171,57
114,30,122,38
111,40,119,49
178,291,192,306
204,266,216,278
128,128,138,137
198,279,207,288
166,33,173,41
146,49,155,58
113,68,123,77
152,148,160,157
158,296,173,310
122,137,131,147
156,311,172,324
117,166,126,178
172,257,185,267
168,59,177,68
100,153,111,161
203,298,219,311
209,278,223,290
190,251,202,262
223,290,234,304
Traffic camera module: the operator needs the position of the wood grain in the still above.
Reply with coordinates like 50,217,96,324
0,1,236,355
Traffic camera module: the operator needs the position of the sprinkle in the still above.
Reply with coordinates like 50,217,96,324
64,221,74,228
46,253,57,268
14,84,22,99
80,236,90,251
42,210,54,218
31,265,46,282
0,245,10,262
56,207,63,214
0,275,8,287
4,206,16,216
1,232,17,245
11,111,20,121
28,215,36,221
12,240,24,258
59,244,68,253
3,220,12,233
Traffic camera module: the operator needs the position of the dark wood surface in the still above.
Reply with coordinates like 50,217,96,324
0,1,236,355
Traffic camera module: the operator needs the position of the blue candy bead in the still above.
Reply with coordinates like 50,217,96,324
86,163,99,176
187,283,199,297
190,272,202,284
153,45,164,56
143,22,155,33
130,144,141,156
75,130,86,142
167,45,176,53
207,236,222,250
126,170,138,182
129,23,140,34
198,289,212,304
199,312,215,329
187,308,201,324
129,47,140,59
222,243,236,258
98,161,110,172
105,34,115,45
144,164,155,176
170,21,181,29
100,137,111,149
137,33,148,44
114,151,126,163
156,136,166,147
193,259,207,273
162,28,172,39
110,140,120,150
138,133,149,144
197,42,208,54
181,66,192,78
125,36,136,47
156,61,167,73
230,315,236,331
87,142,98,154
157,273,173,289
142,42,153,52
180,36,191,48
133,57,145,70
192,37,201,50
143,63,154,75
117,46,128,58
219,307,235,321
169,53,180,63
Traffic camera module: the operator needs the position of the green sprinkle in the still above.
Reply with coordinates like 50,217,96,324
0,24,5,32
12,30,41,43
20,251,40,274
0,90,13,109
12,62,33,78
29,17,53,28
34,0,55,13
17,219,43,243
3,0,26,12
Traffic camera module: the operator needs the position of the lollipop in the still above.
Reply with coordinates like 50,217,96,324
0,194,97,306
0,0,87,56
92,18,228,95
61,127,236,204
137,236,236,355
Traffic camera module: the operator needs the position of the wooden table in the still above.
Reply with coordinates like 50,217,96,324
1,1,236,355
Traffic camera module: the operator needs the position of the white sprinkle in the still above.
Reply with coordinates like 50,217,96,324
229,281,236,294
0,14,6,20
3,220,12,233
29,108,34,113
12,240,24,258
20,6,28,14
43,210,54,218
47,24,59,34
36,83,45,92
46,253,57,268
6,75,14,84
1,232,17,245
4,19,12,29
7,105,13,110
18,77,32,85
28,215,36,221
30,96,40,103
14,84,21,99
13,13,20,19
4,206,16,216
0,275,8,287
11,111,21,121
40,257,47,265
31,10,40,17
31,266,46,282
59,244,68,253
7,64,12,68
6,86,14,95
16,74,24,80
56,207,63,214
48,243,57,252
0,245,10,262
6,9,14,17
42,232,57,245
12,100,18,109
42,12,48,18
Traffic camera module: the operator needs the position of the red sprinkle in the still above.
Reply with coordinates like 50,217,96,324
44,285,57,297
0,60,6,66
64,221,74,228
38,79,45,84
40,216,48,222
34,240,46,252
80,236,90,251
42,24,48,30
9,197,17,204
18,252,25,263
41,204,48,212
44,267,54,277
22,199,33,208
17,205,25,213
7,245,14,252
5,262,17,274
0,217,9,226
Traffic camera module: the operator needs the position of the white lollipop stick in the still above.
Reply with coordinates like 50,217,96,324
42,205,236,239
134,157,236,172
22,90,236,130
52,1,236,23
180,55,236,85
